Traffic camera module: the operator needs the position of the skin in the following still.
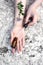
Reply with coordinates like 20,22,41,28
11,0,43,53
25,0,43,26
11,23,25,53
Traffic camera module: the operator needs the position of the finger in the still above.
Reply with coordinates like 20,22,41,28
19,39,23,51
11,32,15,44
12,48,15,54
17,40,20,53
23,36,25,48
21,38,23,47
21,34,25,48
26,13,30,23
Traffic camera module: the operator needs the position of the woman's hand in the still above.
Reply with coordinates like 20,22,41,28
11,23,25,53
25,5,39,26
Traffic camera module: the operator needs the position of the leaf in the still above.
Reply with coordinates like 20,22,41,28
17,1,24,16
17,1,22,6
20,10,22,14
22,13,24,15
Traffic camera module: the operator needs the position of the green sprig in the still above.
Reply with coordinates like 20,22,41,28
17,1,24,17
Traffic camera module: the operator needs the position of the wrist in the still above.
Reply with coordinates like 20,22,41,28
30,4,36,10
15,21,23,28
15,16,24,27
31,0,42,9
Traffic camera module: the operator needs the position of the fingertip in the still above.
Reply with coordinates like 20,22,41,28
26,14,30,22
28,21,34,26
17,40,20,53
12,48,15,54
17,40,22,53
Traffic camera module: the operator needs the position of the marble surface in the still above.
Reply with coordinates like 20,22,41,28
0,0,43,65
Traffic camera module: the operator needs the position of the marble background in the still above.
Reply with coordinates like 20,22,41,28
0,0,43,65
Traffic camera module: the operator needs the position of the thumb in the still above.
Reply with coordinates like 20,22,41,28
25,12,31,23
11,32,16,44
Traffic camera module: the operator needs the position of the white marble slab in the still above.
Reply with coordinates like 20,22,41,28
0,0,43,65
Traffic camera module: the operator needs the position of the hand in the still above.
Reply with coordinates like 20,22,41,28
11,23,25,53
25,5,39,26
